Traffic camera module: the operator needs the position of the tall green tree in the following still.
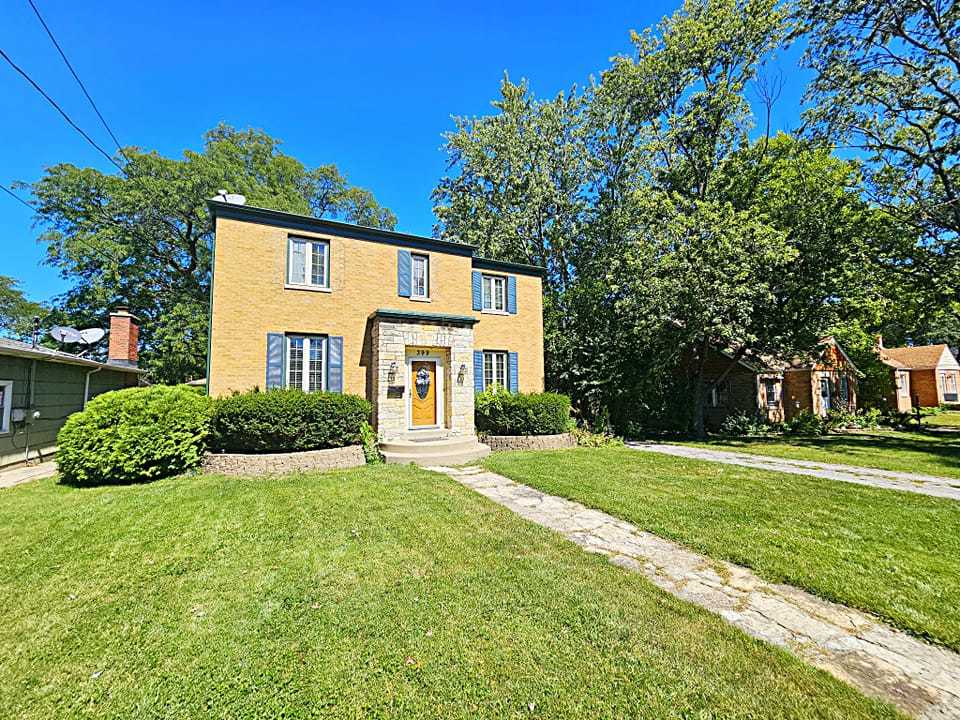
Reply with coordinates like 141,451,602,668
798,0,960,284
27,125,395,383
0,276,46,341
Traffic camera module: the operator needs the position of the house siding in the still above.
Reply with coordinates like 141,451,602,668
0,355,136,468
208,216,545,399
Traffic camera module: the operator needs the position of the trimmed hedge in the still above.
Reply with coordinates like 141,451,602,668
210,389,371,454
57,385,212,486
475,388,572,436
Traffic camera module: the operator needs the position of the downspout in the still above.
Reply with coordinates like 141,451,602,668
84,366,103,408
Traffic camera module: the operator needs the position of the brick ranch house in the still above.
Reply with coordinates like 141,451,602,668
702,338,859,430
878,339,960,409
205,196,546,463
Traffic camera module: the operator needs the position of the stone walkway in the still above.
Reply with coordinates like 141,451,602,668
0,461,57,489
433,465,960,719
630,442,960,502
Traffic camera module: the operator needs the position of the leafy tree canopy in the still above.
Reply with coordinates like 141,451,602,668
26,124,395,383
0,276,45,341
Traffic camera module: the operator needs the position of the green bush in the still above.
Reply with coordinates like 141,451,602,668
360,420,382,464
826,407,882,431
210,389,371,453
57,385,212,486
719,411,775,437
475,387,571,436
784,410,827,436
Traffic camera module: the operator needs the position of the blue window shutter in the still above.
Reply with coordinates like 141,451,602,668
472,271,482,311
473,350,484,392
397,250,412,297
508,352,519,393
507,276,517,314
266,333,284,389
327,336,343,393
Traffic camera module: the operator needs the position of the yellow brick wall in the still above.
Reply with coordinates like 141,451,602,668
208,216,545,397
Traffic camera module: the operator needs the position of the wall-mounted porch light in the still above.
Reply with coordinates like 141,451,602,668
457,363,467,385
388,361,399,383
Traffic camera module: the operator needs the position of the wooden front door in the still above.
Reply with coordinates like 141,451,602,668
410,361,437,427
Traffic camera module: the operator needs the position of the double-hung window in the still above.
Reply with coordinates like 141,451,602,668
288,237,330,289
897,371,910,398
287,336,326,391
943,372,958,402
482,351,508,390
764,379,779,408
411,254,429,299
0,380,11,434
482,274,506,312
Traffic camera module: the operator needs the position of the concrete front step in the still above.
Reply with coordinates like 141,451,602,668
381,433,490,466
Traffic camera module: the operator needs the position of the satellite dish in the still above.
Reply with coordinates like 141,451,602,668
50,326,82,344
78,328,106,345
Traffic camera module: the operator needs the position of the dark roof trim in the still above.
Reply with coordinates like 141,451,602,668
372,308,479,326
472,256,547,277
208,201,477,257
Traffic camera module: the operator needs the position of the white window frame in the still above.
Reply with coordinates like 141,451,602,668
481,274,506,312
942,371,958,400
898,371,910,398
286,335,326,392
763,379,779,408
0,380,12,435
482,350,508,390
287,237,330,290
411,253,430,300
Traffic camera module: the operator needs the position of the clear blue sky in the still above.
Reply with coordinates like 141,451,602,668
1,0,809,303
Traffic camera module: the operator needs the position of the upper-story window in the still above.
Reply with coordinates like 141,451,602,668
482,274,506,312
288,237,329,289
287,335,326,391
411,254,429,299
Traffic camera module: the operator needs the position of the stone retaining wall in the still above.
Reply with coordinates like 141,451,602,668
203,445,366,477
484,433,577,452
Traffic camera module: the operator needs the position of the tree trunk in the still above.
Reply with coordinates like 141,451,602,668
691,338,709,439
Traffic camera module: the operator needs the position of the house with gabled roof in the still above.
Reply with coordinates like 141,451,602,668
878,339,959,408
703,337,859,430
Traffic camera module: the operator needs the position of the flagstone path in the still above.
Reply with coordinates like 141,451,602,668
629,442,960,502
433,465,960,719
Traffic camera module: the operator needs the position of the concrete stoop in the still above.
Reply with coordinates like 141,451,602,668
380,432,491,466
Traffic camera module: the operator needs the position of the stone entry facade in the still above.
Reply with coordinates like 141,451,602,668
371,311,477,441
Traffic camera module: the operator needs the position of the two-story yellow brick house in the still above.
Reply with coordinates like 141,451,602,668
206,196,545,462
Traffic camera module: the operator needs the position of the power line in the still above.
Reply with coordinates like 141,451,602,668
0,47,124,171
1,182,34,211
26,0,129,163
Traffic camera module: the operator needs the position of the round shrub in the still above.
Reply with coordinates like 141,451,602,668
209,389,371,454
475,388,572,436
57,385,212,486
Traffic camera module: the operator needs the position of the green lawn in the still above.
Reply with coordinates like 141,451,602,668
924,410,960,428
677,426,960,479
483,447,960,653
0,466,895,719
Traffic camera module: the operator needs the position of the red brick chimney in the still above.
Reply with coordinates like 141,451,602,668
108,307,140,367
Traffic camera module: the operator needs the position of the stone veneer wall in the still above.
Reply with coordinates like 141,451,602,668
484,433,577,452
203,445,365,477
373,319,476,441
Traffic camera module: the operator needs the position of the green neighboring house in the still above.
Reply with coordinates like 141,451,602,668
0,309,144,469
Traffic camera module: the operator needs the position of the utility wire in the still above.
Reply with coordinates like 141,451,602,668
1,182,34,210
26,0,129,163
0,47,124,171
